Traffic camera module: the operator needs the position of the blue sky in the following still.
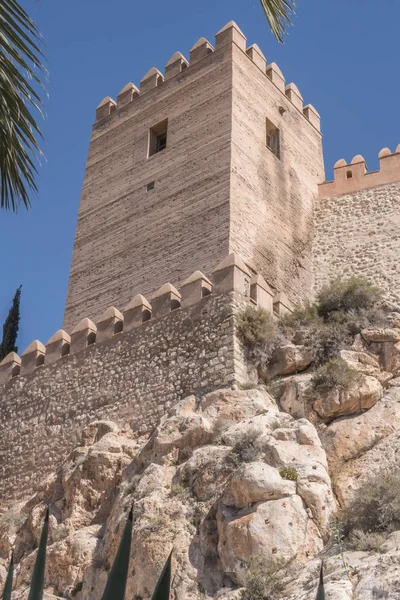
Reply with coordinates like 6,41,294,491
1,0,400,353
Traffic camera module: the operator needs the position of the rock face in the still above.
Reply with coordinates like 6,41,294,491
0,389,336,600
2,322,400,600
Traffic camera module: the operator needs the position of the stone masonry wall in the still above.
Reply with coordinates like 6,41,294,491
314,181,400,304
0,292,245,504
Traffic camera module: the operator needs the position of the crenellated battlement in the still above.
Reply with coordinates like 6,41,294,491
94,20,320,131
319,146,400,198
0,254,291,388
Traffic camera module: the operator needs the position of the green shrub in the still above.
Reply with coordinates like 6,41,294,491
227,429,263,468
348,529,387,552
343,471,400,535
236,306,281,363
239,555,283,600
317,277,381,321
279,277,385,367
311,319,353,366
307,358,361,399
170,483,188,497
279,467,298,481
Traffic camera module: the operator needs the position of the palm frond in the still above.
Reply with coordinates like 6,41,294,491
259,0,296,42
0,0,46,212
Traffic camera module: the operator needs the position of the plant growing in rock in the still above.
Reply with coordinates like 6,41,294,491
348,530,386,552
239,555,284,600
236,305,281,362
306,357,361,400
316,277,382,320
227,428,264,468
280,277,386,366
343,471,400,535
279,466,298,481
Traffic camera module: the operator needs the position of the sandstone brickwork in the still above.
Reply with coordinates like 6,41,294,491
63,21,323,330
315,151,400,303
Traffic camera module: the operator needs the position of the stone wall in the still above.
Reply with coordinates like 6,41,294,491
230,42,324,306
0,291,244,505
63,21,322,330
314,181,400,304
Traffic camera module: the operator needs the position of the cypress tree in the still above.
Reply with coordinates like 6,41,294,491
0,286,22,362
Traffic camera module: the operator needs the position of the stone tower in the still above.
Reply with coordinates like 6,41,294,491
63,21,325,330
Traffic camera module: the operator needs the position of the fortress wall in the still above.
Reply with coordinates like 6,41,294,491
63,37,235,331
0,291,243,504
229,42,325,306
314,181,400,303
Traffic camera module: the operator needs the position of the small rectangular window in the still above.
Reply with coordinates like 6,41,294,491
266,118,280,159
148,119,168,157
146,181,155,191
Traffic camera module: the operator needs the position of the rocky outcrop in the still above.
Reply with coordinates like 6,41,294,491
0,389,336,600
2,321,400,599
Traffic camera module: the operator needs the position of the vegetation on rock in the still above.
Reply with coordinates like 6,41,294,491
306,357,362,400
236,305,281,362
279,466,298,481
343,471,400,536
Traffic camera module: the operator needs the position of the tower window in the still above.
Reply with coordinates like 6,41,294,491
146,181,155,191
266,117,280,159
148,119,168,157
346,170,353,179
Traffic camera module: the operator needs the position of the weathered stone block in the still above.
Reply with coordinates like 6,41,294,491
180,271,212,308
140,67,164,94
273,292,292,317
70,318,97,355
250,274,274,313
285,83,303,111
215,21,246,52
151,283,181,318
266,62,285,92
165,52,189,79
45,330,71,365
21,340,46,375
117,82,139,107
212,253,251,298
246,44,266,71
123,295,152,331
96,306,123,344
0,352,20,385
189,37,214,64
95,97,116,121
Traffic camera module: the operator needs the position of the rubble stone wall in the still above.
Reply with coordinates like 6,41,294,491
0,293,245,504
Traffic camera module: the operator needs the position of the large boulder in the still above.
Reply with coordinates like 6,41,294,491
217,495,321,583
222,462,296,508
312,375,383,420
259,344,313,381
321,386,400,470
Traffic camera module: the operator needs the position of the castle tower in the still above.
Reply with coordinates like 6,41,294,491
63,21,324,330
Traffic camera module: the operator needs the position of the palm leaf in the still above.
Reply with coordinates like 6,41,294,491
100,507,133,600
28,507,49,600
0,0,46,212
151,550,173,600
259,0,296,42
315,561,325,600
2,552,13,600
